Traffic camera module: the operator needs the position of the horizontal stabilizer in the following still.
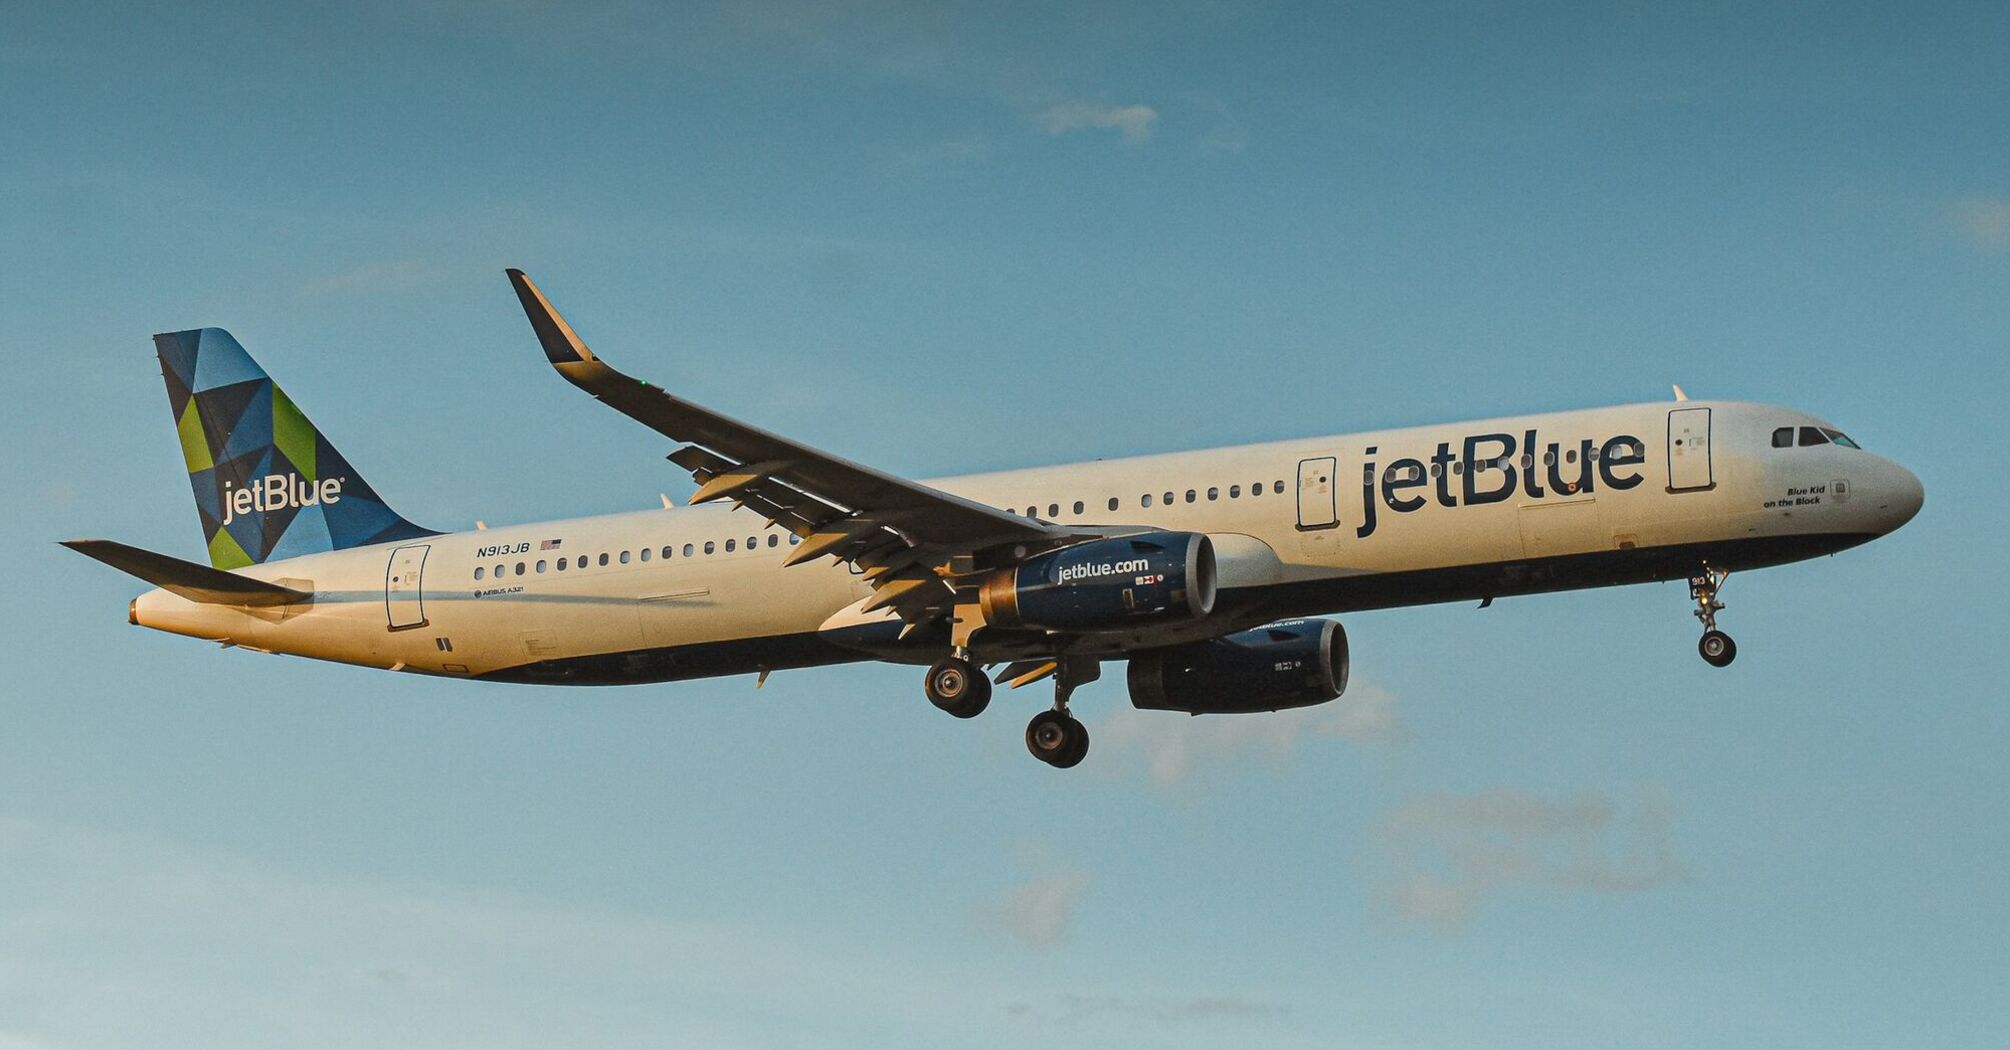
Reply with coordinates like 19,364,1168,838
61,539,312,607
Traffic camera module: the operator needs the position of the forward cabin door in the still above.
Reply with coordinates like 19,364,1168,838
385,544,430,630
1667,407,1714,491
1296,456,1338,529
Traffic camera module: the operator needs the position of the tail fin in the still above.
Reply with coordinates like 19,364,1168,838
153,328,432,568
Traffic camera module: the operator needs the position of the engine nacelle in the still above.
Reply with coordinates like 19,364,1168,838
1127,619,1349,714
979,533,1216,633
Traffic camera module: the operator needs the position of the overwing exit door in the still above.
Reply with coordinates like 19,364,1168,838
385,544,430,630
1667,407,1714,491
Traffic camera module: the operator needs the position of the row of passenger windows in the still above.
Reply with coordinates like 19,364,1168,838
474,531,802,580
1008,480,1289,519
1773,426,1860,449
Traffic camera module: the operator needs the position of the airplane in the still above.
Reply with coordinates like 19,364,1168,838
65,270,1925,768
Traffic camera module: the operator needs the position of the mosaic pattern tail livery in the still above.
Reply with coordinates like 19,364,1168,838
154,328,432,569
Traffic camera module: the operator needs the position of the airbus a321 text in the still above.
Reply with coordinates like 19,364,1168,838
67,271,1925,768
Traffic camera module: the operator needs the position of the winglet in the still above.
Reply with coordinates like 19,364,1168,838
506,269,597,365
62,539,312,607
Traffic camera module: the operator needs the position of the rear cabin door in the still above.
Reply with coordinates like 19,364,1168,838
385,544,430,630
1296,456,1338,530
1667,407,1714,491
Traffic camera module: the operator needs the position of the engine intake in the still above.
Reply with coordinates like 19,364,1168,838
980,533,1216,633
1128,619,1349,714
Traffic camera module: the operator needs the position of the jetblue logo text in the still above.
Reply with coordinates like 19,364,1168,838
220,474,344,526
1355,430,1645,539
1056,556,1151,583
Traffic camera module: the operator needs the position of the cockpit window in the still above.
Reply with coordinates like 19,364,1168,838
1797,426,1830,447
1772,427,1793,448
1821,428,1861,449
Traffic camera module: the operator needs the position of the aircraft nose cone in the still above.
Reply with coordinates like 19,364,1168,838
1880,461,1924,533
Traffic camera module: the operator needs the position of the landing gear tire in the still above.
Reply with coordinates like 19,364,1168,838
1026,710,1089,769
925,657,991,718
1699,630,1737,668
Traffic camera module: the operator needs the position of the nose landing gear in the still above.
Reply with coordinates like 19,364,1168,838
1689,565,1737,667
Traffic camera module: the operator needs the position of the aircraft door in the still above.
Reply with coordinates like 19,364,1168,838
385,544,430,630
1667,407,1714,491
1296,456,1338,530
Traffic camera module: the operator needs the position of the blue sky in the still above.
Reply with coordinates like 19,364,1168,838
4,2,2007,1047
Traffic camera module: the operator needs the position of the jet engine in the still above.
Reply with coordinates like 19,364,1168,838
979,533,1216,633
1127,618,1349,714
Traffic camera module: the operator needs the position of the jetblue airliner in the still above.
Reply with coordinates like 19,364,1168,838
67,271,1925,767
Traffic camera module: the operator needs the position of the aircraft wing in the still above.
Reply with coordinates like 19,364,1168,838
507,269,1094,630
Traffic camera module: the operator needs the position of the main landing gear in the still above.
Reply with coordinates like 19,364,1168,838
1689,565,1737,668
924,654,991,718
1024,658,1097,769
922,651,1094,768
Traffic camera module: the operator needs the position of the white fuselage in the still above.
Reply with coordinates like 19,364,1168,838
130,400,1923,684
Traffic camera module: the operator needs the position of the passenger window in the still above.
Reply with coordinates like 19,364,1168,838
747,536,757,549
1141,493,1154,508
1073,501,1084,515
1164,491,1175,506
704,541,715,555
515,562,526,576
1185,489,1197,503
1230,485,1241,498
619,550,630,564
1108,497,1120,511
536,560,547,573
1207,487,1219,501
557,557,568,570
598,553,609,566
1772,427,1794,448
639,548,651,562
1250,481,1261,497
474,567,485,580
1025,508,1038,519
725,539,735,552
683,543,695,557
1048,503,1060,517
662,546,674,559
1273,480,1284,494
768,534,778,547
493,563,504,577
788,534,800,545
1798,426,1829,447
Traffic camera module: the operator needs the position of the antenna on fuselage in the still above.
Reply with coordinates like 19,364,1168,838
1672,385,1689,402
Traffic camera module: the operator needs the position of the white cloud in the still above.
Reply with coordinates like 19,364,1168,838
1371,788,1686,931
1092,683,1404,789
975,868,1091,952
1036,101,1159,144
1950,198,2010,247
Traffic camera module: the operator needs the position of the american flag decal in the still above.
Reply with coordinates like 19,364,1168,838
540,538,563,550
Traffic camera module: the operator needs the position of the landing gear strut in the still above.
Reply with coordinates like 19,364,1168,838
924,653,991,718
1689,565,1737,668
1024,657,1097,768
